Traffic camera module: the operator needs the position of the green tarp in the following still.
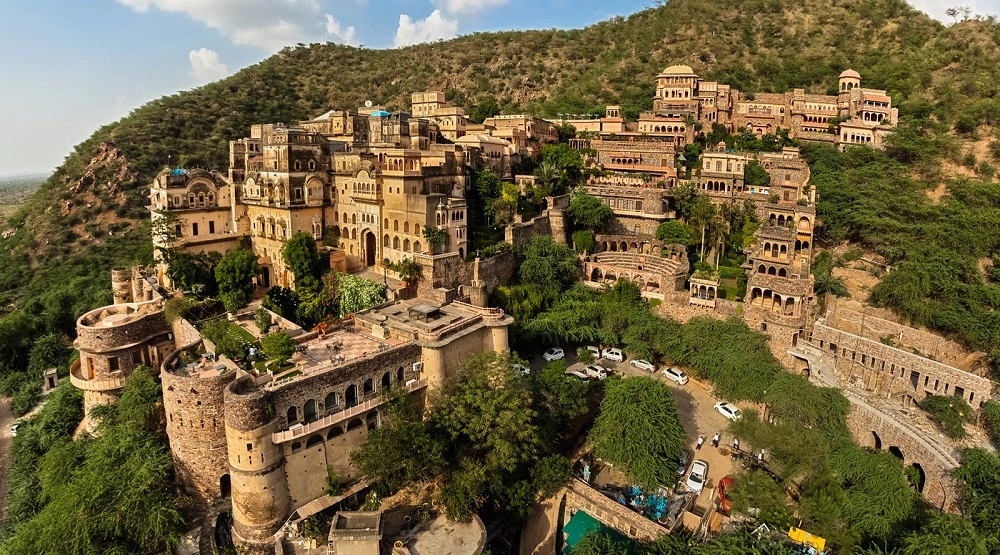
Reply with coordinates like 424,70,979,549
562,510,632,552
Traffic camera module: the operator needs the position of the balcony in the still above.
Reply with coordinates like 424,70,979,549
272,378,427,443
69,359,125,392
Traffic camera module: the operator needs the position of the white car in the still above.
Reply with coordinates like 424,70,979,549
686,460,708,493
601,347,625,362
714,402,742,421
583,346,601,359
543,347,565,362
583,364,608,380
661,367,689,385
512,363,530,376
630,359,656,372
565,368,590,380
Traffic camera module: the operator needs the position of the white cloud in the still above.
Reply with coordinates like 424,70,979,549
116,0,360,51
431,0,508,16
188,47,229,81
393,9,459,48
325,14,358,46
907,0,999,21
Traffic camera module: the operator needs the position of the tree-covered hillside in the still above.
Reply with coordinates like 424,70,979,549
0,0,998,373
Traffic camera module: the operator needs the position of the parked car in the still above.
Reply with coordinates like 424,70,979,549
717,476,734,513
630,359,656,372
565,368,590,380
512,363,530,376
661,367,689,385
676,448,693,476
714,402,742,421
543,347,565,362
601,347,625,362
584,345,601,359
10,422,20,438
583,364,608,380
686,460,709,494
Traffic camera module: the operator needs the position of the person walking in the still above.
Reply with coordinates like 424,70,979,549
758,448,765,462
712,432,720,448
733,437,740,452
696,436,705,450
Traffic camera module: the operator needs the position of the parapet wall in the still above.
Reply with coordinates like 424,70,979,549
563,479,668,543
506,213,552,249
414,251,517,301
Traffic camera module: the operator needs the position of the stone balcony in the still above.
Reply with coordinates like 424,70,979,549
69,359,125,392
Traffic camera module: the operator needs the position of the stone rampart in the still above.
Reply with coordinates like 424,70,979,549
564,479,668,543
811,322,994,408
506,213,551,249
75,306,168,353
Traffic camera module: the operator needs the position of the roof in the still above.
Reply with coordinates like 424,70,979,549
661,64,695,76
840,68,861,79
563,511,631,552
865,93,891,103
455,134,512,146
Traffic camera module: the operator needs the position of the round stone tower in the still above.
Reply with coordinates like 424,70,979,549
225,376,291,555
161,331,237,513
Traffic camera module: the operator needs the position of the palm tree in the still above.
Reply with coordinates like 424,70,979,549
534,161,562,196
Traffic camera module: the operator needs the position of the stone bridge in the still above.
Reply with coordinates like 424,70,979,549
790,343,963,513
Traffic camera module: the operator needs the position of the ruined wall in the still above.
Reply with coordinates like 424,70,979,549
811,322,993,408
506,214,551,249
413,251,516,301
656,291,740,324
827,304,981,370
846,400,960,513
563,479,668,543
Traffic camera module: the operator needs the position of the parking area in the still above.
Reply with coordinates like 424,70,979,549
525,346,738,506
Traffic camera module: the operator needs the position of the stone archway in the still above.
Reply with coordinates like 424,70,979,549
220,474,231,498
910,463,926,493
260,267,271,289
889,445,904,460
872,431,882,450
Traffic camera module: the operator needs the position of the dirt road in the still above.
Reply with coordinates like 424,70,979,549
0,396,14,523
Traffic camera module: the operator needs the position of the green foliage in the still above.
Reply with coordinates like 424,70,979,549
589,377,686,489
301,514,330,546
920,394,973,438
955,448,1000,547
572,230,595,254
282,232,323,290
3,369,185,554
655,220,695,246
469,97,500,124
383,257,422,283
215,248,259,310
901,512,988,555
199,318,245,360
254,307,273,334
979,400,1000,441
567,188,613,231
744,160,771,187
262,286,299,321
321,225,340,247
165,251,220,296
518,235,580,302
573,531,634,555
421,226,449,251
335,273,387,317
730,469,795,529
540,143,584,185
261,332,296,368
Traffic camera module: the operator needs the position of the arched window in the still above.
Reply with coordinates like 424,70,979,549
308,159,316,170
347,418,363,431
324,392,338,410
398,366,405,383
404,221,410,233
291,441,302,453
414,241,422,253
414,224,421,236
384,218,389,229
294,160,301,171
306,434,323,448
304,399,317,423
363,378,375,395
287,406,298,424
366,411,379,431
403,239,410,252
393,236,400,249
328,426,344,440
393,220,399,231
382,372,391,391
383,234,390,247
346,385,358,408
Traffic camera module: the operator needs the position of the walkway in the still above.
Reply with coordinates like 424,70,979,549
0,396,12,523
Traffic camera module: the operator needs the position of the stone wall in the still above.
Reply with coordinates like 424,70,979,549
810,322,994,408
827,304,981,370
846,399,961,513
162,319,237,513
563,479,668,543
656,291,740,324
506,214,551,249
413,251,517,302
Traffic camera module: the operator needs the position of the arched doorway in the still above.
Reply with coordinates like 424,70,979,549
365,232,376,267
910,463,925,493
872,431,882,450
889,445,904,460
220,474,231,498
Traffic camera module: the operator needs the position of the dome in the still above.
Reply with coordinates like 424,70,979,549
840,69,861,80
662,64,695,75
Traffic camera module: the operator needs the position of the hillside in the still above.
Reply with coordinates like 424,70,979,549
0,0,998,361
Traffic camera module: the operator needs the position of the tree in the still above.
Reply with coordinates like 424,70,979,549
920,395,972,438
568,188,613,231
656,220,693,246
901,513,987,555
556,123,577,143
730,469,795,528
28,333,70,374
534,161,563,197
261,331,296,368
744,160,771,187
282,232,323,291
254,307,273,334
491,182,521,224
689,195,717,262
422,226,449,253
215,248,259,311
519,235,581,301
469,97,500,124
588,376,685,489
572,229,595,254
383,257,422,283
199,318,244,360
350,388,444,495
540,143,584,187
573,531,634,555
336,273,387,317
671,181,699,223
954,448,1000,545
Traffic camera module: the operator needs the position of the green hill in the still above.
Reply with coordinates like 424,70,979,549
0,0,998,368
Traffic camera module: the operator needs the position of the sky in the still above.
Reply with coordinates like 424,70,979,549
0,0,995,177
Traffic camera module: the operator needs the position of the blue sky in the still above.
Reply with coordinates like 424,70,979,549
0,0,995,176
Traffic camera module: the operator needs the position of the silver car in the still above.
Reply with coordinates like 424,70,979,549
686,459,709,493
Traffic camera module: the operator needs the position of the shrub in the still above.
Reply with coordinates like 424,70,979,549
572,229,595,254
261,332,296,368
921,395,973,438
